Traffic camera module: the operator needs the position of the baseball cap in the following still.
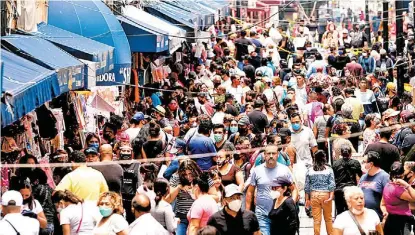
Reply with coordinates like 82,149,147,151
224,184,243,198
270,176,293,187
238,116,251,126
1,190,23,206
132,112,145,121
84,147,98,155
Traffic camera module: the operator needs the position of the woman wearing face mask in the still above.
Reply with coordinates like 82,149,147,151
382,162,415,235
168,98,187,124
187,173,218,235
264,102,277,123
363,114,380,150
358,47,376,75
333,186,383,235
17,181,48,229
94,192,128,235
210,146,244,193
85,133,101,150
305,150,335,235
52,190,99,235
227,120,239,138
269,176,299,235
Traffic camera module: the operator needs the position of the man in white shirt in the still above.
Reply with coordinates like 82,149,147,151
0,190,39,235
128,194,169,235
226,75,245,104
125,112,147,143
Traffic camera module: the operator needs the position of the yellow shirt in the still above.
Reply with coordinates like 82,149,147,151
344,97,364,120
55,166,108,201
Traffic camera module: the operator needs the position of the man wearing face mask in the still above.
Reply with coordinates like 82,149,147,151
125,112,147,143
128,194,169,235
290,113,318,168
358,151,390,220
207,184,260,235
229,116,255,145
246,145,298,235
212,124,234,152
119,146,141,223
332,145,363,215
376,49,394,82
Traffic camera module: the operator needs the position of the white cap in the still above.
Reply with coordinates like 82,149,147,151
1,190,23,206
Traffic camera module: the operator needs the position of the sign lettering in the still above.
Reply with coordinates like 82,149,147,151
96,72,115,82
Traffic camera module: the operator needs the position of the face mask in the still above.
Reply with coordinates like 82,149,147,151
270,190,281,200
228,199,242,212
192,123,198,128
351,208,364,215
213,134,223,143
89,143,99,149
239,128,248,135
57,207,63,213
225,126,230,132
404,173,413,182
233,154,241,160
230,126,238,134
120,154,131,160
23,198,31,205
99,207,113,217
375,129,380,134
217,159,228,168
362,53,368,57
292,123,301,131
103,133,111,141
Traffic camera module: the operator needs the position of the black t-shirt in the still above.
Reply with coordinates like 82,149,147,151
93,163,124,194
235,38,253,61
269,197,299,235
121,163,141,198
248,110,269,134
332,158,362,190
333,55,351,71
364,142,400,173
207,208,260,235
143,139,164,158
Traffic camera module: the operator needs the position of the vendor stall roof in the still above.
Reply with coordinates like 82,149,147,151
2,35,85,93
35,22,114,77
48,0,131,86
1,49,60,127
146,2,199,29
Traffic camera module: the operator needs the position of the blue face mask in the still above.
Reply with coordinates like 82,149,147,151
89,143,99,149
99,207,113,217
230,126,238,134
292,123,301,131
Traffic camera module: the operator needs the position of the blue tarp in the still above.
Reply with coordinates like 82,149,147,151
168,1,214,29
35,22,114,77
48,0,131,86
146,2,199,30
1,49,60,127
117,16,169,53
2,35,85,93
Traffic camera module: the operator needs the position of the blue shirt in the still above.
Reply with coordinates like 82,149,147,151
150,93,161,107
250,163,293,217
304,167,336,194
188,133,217,171
359,170,390,218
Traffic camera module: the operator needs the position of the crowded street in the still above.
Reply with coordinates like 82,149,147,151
1,0,415,234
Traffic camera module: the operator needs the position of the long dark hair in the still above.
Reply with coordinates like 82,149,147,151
313,150,328,171
52,190,84,204
140,163,159,190
178,160,202,186
17,180,35,210
154,178,169,206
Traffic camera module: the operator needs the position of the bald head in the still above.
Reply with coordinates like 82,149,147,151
99,144,113,161
132,194,151,214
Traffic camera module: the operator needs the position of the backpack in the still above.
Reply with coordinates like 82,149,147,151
392,127,411,149
308,102,324,127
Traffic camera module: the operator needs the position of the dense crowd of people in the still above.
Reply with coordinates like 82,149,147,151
1,15,415,235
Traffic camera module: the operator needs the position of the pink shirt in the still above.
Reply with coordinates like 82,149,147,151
187,195,218,228
383,182,412,216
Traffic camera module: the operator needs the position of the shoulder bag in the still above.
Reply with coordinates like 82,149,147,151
348,210,366,235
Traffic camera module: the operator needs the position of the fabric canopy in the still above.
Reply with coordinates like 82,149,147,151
48,0,131,86
35,22,114,77
2,35,85,93
117,16,169,53
122,5,186,54
1,49,60,127
146,2,199,30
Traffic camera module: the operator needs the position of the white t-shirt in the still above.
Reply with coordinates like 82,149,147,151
333,209,380,235
60,203,101,235
263,88,274,103
0,213,39,235
211,112,226,125
23,199,43,215
226,86,243,104
125,127,141,143
291,126,317,166
355,89,376,105
93,214,129,235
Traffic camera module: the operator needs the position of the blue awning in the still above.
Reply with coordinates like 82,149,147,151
168,1,214,28
1,49,60,127
146,2,199,30
48,0,131,86
35,22,114,77
117,16,169,53
2,35,85,93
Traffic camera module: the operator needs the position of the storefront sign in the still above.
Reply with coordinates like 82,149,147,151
97,72,116,82
96,66,131,86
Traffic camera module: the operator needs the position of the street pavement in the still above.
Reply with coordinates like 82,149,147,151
299,205,329,235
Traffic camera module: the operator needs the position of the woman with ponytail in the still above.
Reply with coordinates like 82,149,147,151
151,178,178,234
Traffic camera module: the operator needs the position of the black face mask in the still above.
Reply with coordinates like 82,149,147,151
23,198,32,205
404,173,413,182
103,133,112,141
239,128,248,135
233,154,241,160
120,154,132,160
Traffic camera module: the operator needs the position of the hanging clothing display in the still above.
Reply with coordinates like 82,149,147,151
36,105,58,139
51,108,66,150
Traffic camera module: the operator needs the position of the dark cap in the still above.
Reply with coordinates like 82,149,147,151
84,147,98,155
254,99,264,108
278,128,291,137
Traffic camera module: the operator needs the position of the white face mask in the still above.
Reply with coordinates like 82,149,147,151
270,190,281,200
228,199,242,212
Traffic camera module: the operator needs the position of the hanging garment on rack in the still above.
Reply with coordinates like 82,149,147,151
36,105,58,139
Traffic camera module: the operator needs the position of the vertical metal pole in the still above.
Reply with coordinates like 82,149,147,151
396,0,406,95
236,0,241,19
365,0,371,46
383,1,389,51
